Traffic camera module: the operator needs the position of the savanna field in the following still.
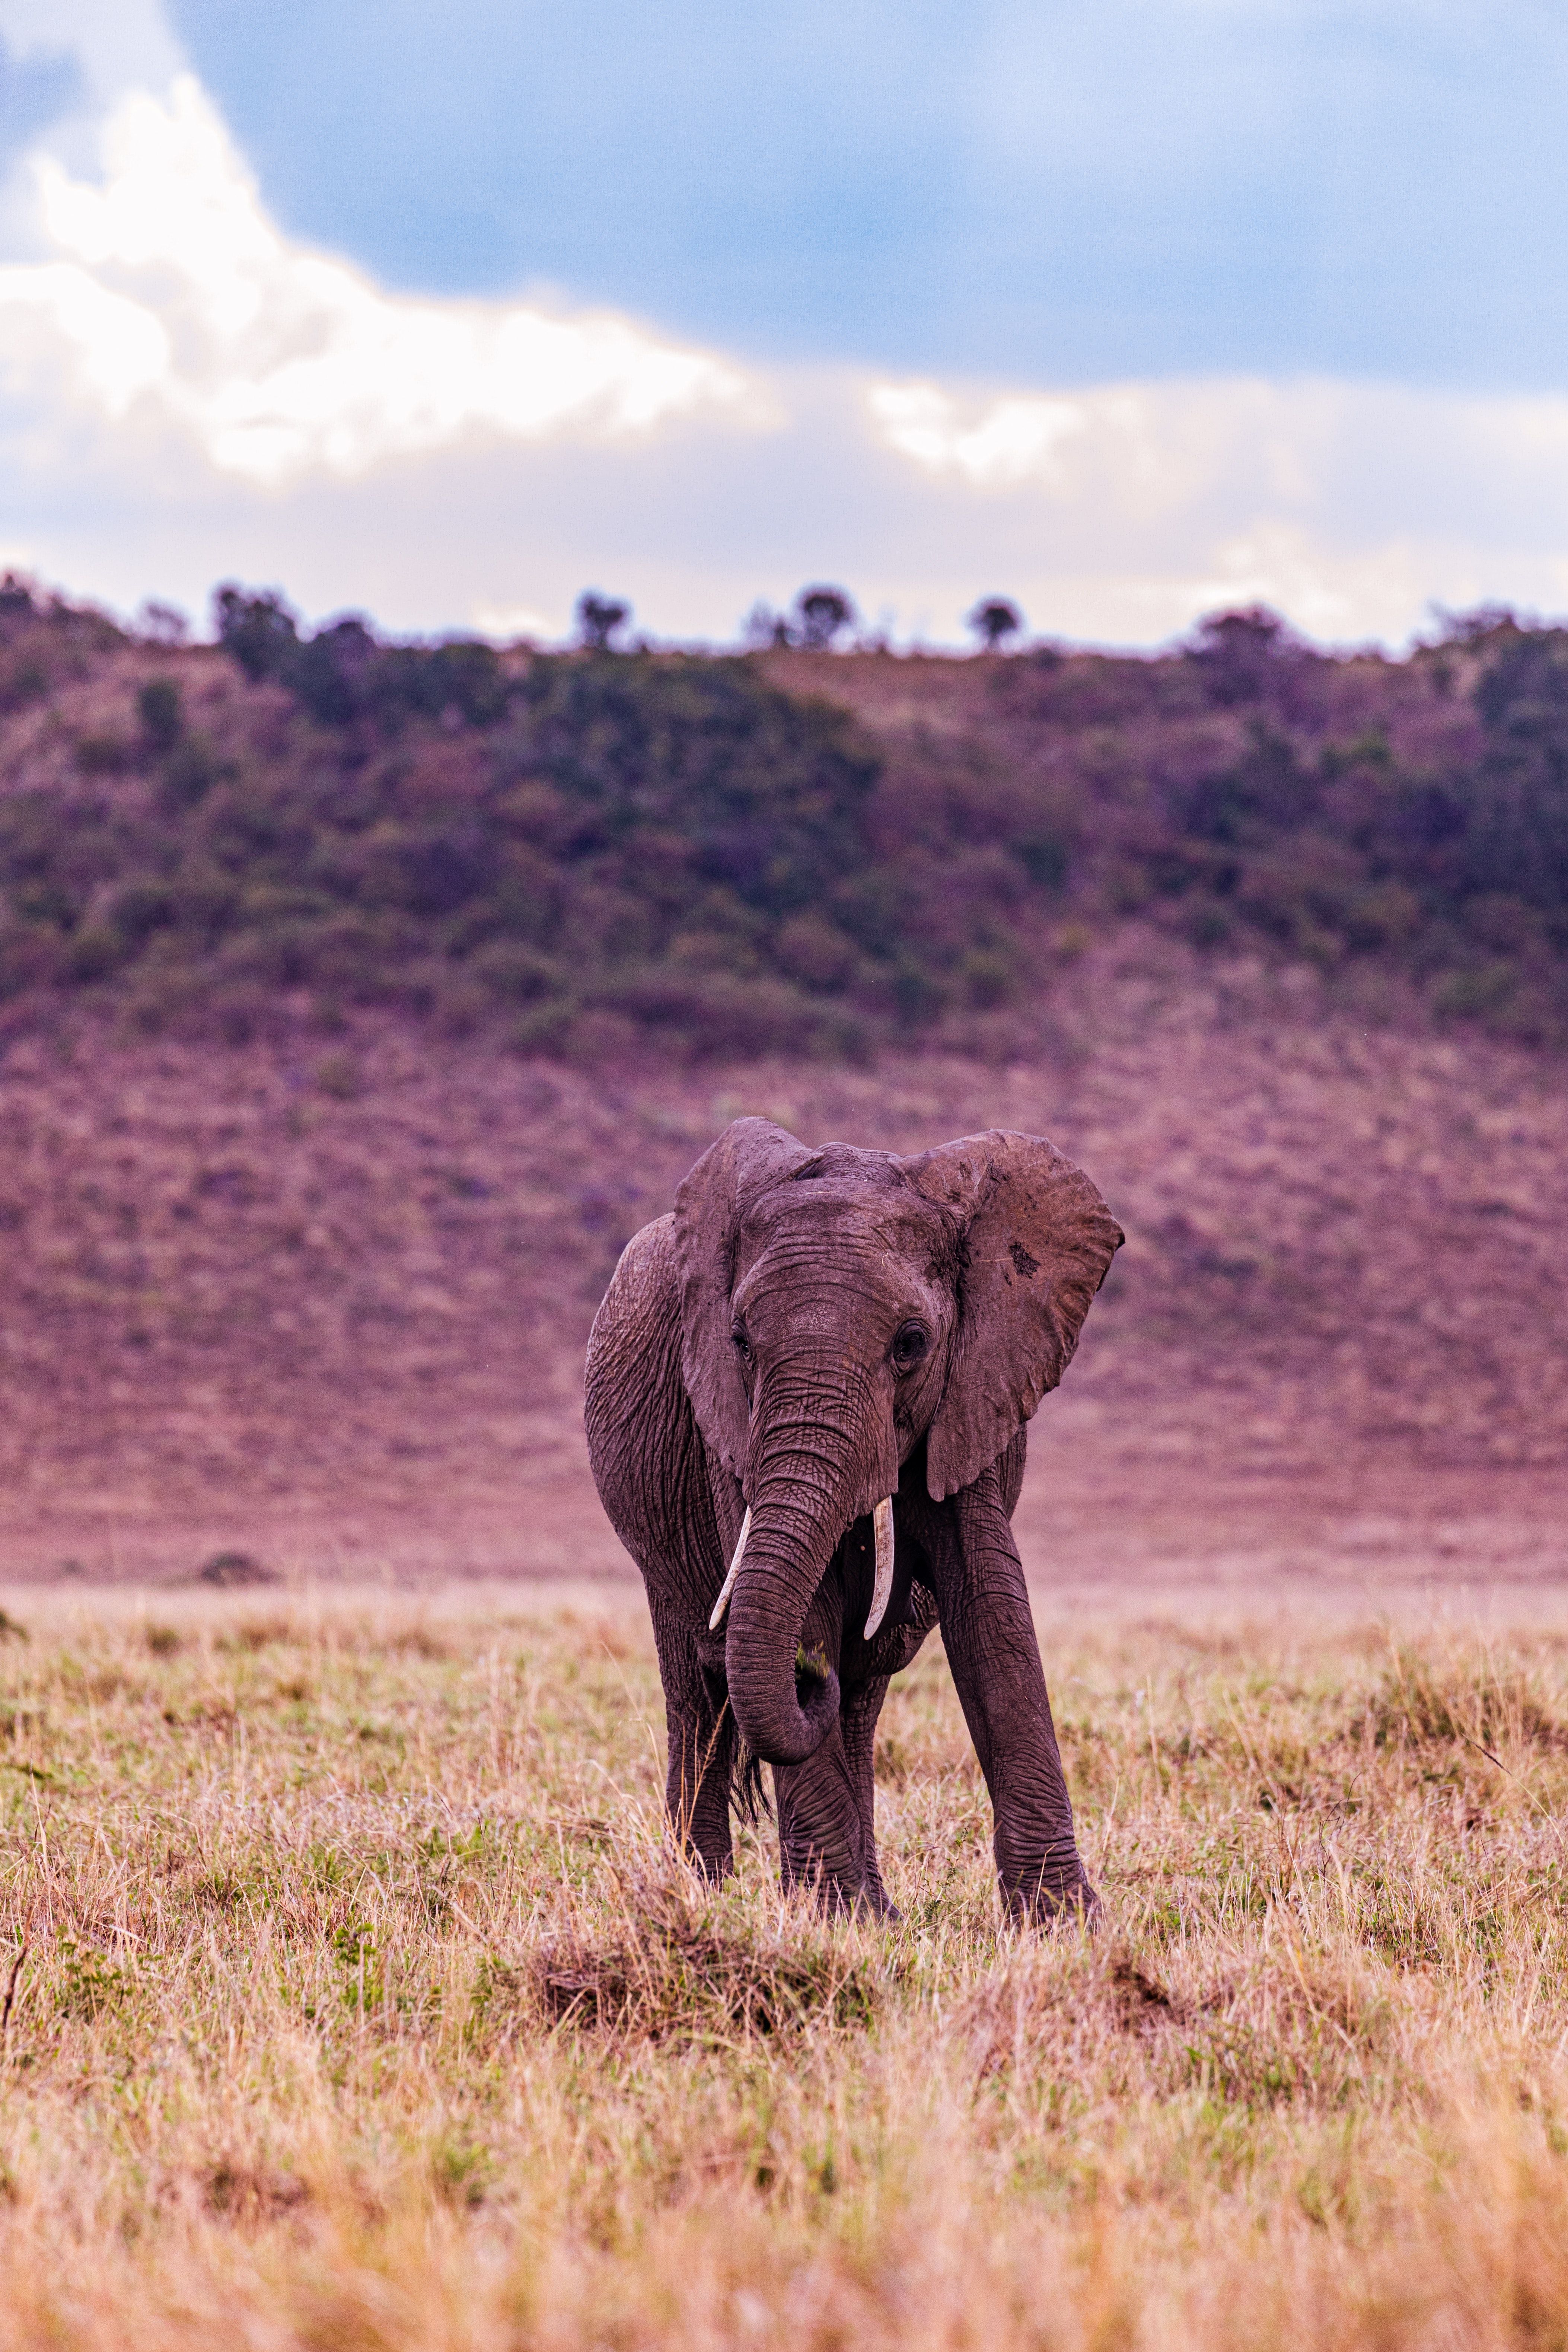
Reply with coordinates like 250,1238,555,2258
6,1590,1568,2351
3,586,1568,2345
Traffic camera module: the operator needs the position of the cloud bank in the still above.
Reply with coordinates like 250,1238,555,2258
0,77,753,486
1,20,1567,647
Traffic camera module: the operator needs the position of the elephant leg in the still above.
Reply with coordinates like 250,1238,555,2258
838,1674,895,1916
909,1463,1095,1924
650,1613,737,1881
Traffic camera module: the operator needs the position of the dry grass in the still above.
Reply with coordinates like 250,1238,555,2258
5,1589,1568,2349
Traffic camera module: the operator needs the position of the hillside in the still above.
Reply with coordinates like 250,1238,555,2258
0,581,1565,1596
0,952,1562,1595
1,581,1567,1059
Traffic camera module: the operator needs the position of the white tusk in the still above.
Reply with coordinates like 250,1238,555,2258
708,1507,752,1631
864,1497,895,1639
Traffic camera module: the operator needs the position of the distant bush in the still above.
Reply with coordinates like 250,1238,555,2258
0,610,913,1054
1082,611,1568,1033
1184,606,1303,708
968,597,1023,651
793,586,855,651
213,588,510,734
575,592,631,654
1,589,1567,1054
213,586,300,683
137,678,183,756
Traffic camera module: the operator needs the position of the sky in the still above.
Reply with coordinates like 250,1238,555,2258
2,0,1568,648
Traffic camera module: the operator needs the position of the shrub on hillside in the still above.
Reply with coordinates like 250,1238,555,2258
213,589,510,734
1,589,1568,1054
0,614,934,1054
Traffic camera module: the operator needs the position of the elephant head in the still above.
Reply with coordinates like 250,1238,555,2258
672,1119,1123,1781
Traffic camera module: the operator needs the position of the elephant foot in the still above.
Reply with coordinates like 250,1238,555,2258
1043,1877,1100,1929
828,1885,899,1924
851,1883,900,1925
1007,1872,1100,1929
680,1843,735,1887
783,1862,899,1922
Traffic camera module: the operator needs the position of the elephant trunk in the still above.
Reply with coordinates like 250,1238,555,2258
724,1364,887,1767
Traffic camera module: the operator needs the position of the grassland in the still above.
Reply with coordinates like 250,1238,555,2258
5,1588,1568,2348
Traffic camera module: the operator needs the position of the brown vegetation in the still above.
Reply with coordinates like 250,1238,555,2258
6,1592,1568,2348
3,581,1568,1063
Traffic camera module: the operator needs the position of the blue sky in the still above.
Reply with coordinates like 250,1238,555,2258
2,1,1568,646
167,1,1568,389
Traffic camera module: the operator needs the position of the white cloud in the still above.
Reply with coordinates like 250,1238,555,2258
470,600,558,644
869,383,1086,489
2,41,1568,647
863,370,1568,640
0,76,758,488
0,258,167,414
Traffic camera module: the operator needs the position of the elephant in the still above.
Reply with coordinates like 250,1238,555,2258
583,1117,1122,1922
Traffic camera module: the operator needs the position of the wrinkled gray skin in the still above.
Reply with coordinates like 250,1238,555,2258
584,1119,1123,1922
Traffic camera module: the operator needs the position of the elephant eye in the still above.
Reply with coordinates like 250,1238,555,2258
731,1323,752,1359
891,1319,930,1370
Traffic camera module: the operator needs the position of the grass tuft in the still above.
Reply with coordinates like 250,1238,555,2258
537,1870,885,2040
203,2160,310,2227
1360,1638,1567,1758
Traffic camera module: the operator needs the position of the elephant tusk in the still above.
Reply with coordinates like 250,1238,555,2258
863,1497,895,1639
708,1506,752,1631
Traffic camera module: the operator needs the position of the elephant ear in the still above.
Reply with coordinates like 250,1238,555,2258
908,1129,1124,1501
672,1117,816,1478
